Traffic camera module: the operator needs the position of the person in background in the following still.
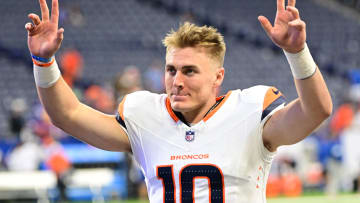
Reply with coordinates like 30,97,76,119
8,98,27,140
113,65,143,102
59,48,84,88
6,131,44,171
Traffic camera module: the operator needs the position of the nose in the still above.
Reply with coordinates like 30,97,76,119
173,71,184,89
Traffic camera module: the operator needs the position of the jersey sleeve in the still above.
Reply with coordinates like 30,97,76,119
241,85,286,162
260,86,286,161
114,91,163,174
241,85,286,122
116,95,127,129
261,86,286,124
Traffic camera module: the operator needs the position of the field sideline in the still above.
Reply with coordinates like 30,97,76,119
97,194,359,203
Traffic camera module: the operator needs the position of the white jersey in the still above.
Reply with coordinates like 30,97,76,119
116,85,285,203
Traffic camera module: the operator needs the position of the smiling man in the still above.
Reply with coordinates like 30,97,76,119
26,0,332,202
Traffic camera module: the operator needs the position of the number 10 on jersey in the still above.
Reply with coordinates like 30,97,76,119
157,164,225,203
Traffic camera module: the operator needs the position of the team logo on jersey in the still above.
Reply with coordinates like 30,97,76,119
185,130,195,142
272,88,280,95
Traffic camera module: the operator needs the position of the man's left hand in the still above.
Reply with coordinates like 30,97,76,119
258,0,306,53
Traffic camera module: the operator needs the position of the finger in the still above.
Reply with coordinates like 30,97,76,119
258,16,273,36
28,13,41,25
287,6,300,19
277,0,285,11
51,0,59,25
56,27,65,44
288,0,296,7
25,22,35,32
39,0,50,21
288,19,305,31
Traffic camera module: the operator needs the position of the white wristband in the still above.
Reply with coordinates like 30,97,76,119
33,59,61,88
283,43,317,80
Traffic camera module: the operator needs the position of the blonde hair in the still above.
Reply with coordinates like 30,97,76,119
162,22,226,67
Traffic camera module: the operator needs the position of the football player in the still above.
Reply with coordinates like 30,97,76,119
25,0,332,202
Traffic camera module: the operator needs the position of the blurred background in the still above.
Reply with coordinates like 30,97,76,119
0,0,360,202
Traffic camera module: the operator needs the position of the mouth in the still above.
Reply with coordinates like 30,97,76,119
171,93,189,101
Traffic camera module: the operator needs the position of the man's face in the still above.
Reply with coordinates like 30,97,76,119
165,47,224,113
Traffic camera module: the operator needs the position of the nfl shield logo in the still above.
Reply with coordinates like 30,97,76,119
185,130,195,142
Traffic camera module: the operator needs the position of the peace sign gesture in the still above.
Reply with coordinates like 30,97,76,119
25,0,64,58
258,0,306,53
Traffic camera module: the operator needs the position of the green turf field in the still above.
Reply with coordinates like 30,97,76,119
98,194,359,203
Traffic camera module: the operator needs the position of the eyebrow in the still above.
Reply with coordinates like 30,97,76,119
182,65,198,70
165,64,175,69
165,64,198,70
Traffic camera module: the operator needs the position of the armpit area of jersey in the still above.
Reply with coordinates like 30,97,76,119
116,113,127,129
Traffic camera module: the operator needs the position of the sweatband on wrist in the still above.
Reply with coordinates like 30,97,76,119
32,57,55,67
283,43,317,80
33,58,61,88
31,54,53,63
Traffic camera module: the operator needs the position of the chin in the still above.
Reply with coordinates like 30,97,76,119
171,101,192,113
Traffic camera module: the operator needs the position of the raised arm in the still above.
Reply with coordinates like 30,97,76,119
25,0,131,152
258,0,332,151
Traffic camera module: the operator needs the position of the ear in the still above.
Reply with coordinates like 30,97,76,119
214,67,225,88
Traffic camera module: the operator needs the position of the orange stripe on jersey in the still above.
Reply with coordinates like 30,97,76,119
117,95,127,121
263,87,283,111
165,91,231,123
203,91,232,122
165,97,179,122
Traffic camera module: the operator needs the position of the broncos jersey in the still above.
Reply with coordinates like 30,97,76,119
116,85,285,203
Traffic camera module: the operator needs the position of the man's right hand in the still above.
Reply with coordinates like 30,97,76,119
25,0,64,58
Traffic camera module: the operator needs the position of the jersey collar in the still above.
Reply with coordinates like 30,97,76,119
165,91,232,124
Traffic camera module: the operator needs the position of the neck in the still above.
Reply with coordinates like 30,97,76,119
177,98,218,125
